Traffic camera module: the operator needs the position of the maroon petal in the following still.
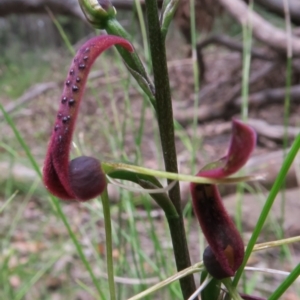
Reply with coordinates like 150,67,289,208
190,120,256,278
43,35,133,201
199,119,256,178
190,183,244,279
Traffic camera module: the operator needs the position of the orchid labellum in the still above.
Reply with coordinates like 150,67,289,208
190,119,256,279
43,35,133,201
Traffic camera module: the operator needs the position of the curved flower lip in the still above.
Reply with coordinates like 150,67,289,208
199,119,256,178
190,119,256,279
43,35,133,201
79,0,116,28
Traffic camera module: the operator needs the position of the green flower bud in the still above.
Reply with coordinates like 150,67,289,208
79,0,116,29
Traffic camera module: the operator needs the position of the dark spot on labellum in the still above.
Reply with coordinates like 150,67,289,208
54,124,59,131
62,117,68,123
69,156,106,201
58,135,62,142
57,113,62,118
72,85,79,92
67,115,71,120
76,77,81,83
84,47,90,53
66,80,71,86
83,56,88,61
61,96,67,104
70,69,74,75
69,99,75,106
74,58,78,62
203,246,230,279
79,64,86,69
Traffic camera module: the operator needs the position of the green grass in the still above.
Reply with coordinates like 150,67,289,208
0,49,53,99
0,4,300,300
0,43,181,300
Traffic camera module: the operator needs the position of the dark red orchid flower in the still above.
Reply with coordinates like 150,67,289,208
43,35,133,201
190,119,256,279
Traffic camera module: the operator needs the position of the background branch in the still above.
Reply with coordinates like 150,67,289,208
197,34,276,61
217,0,300,55
255,0,300,25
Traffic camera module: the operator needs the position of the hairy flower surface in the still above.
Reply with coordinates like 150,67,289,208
43,35,133,201
190,119,256,279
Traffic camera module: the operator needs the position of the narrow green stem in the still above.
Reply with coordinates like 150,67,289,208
233,134,300,286
128,264,203,300
55,200,105,298
237,12,253,275
276,0,291,256
283,0,293,152
241,5,253,121
137,180,179,218
144,0,196,297
101,187,116,300
105,18,156,106
103,161,259,184
46,7,75,56
189,0,201,172
144,0,180,213
268,264,300,300
280,56,292,240
0,104,105,299
222,278,243,300
253,236,300,251
161,0,179,41
133,0,149,61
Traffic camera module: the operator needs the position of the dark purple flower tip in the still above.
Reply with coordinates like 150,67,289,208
190,184,244,279
199,119,256,179
69,156,107,201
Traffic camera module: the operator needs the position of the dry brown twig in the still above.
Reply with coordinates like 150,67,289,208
235,85,300,107
0,82,57,119
247,118,300,141
197,34,276,61
217,0,300,55
255,0,300,25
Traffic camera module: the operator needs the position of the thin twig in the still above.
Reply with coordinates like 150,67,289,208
0,82,57,119
217,0,300,55
197,34,276,61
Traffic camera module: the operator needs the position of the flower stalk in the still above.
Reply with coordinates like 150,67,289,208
144,0,196,297
101,187,116,300
79,0,156,107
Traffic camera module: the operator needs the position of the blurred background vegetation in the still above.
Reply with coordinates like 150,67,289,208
0,0,299,299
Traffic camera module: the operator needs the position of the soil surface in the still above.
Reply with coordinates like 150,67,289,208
1,43,299,299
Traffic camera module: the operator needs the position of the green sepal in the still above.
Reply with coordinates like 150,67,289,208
107,169,178,219
201,270,221,300
160,0,179,41
105,18,156,106
79,0,116,29
79,0,156,107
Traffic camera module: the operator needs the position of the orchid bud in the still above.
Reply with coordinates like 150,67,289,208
79,0,116,29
